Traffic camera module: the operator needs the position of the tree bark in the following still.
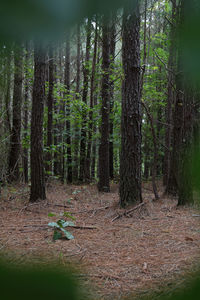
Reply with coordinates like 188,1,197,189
8,44,23,182
46,44,54,177
30,42,46,202
85,17,98,181
98,16,110,192
73,23,81,181
79,18,92,182
23,42,31,183
109,12,116,180
163,0,176,186
64,31,73,183
119,0,142,207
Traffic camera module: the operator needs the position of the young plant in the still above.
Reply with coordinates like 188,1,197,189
48,219,75,241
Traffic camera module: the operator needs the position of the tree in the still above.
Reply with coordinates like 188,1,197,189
166,0,194,205
64,31,73,183
46,43,54,177
30,42,46,202
23,41,31,183
85,16,98,181
79,18,92,182
163,0,177,187
8,44,23,182
109,12,116,180
119,0,142,207
98,15,111,192
73,23,81,181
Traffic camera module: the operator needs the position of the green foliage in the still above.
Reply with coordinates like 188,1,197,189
48,219,75,240
0,259,81,300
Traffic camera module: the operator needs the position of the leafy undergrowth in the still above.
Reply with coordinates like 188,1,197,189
0,181,200,299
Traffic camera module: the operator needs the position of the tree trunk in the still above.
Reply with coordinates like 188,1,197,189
98,16,110,192
79,18,92,182
30,42,46,202
23,42,31,183
109,12,116,180
73,23,81,181
119,0,142,207
8,44,23,182
64,31,73,183
163,0,176,186
46,44,54,177
5,47,12,135
85,17,98,181
166,0,193,205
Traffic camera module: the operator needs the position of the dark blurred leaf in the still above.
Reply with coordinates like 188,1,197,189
0,259,81,300
0,0,128,42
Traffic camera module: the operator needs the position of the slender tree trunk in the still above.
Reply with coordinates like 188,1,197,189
30,42,46,202
109,12,116,180
98,16,110,192
119,0,142,207
163,0,176,186
85,18,98,181
5,47,12,135
8,44,23,182
73,23,81,181
23,42,31,183
46,44,54,177
79,18,92,182
142,101,159,200
64,31,72,183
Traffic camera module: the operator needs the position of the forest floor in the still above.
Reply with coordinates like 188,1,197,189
0,181,200,299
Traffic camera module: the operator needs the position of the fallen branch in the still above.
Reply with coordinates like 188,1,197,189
47,203,71,209
112,202,145,222
76,205,110,214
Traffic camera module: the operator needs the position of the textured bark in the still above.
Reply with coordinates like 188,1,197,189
53,46,62,178
142,102,159,200
85,18,98,181
8,44,23,182
30,43,46,202
109,12,116,180
163,0,176,186
64,31,72,183
79,18,92,182
166,0,193,205
5,47,12,135
119,0,142,207
23,42,31,183
98,16,111,192
46,44,54,176
73,23,81,181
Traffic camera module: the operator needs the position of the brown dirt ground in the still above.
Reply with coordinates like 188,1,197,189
0,181,200,299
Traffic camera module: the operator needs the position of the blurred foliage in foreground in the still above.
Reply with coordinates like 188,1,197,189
0,258,200,300
0,259,84,300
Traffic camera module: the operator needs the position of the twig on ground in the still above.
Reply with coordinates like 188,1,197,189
112,202,145,222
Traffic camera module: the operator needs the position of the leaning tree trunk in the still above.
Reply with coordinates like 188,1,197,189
98,16,110,192
119,0,142,207
8,44,23,182
30,42,46,202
